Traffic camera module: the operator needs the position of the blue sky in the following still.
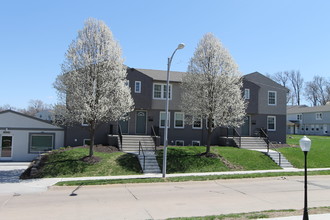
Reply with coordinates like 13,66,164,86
1,0,329,108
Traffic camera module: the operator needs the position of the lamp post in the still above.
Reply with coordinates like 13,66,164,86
299,136,311,220
162,43,185,178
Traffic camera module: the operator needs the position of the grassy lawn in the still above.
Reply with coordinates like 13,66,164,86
34,148,142,178
156,146,280,173
279,135,330,168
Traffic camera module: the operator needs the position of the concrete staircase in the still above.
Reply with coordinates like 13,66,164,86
120,135,161,174
266,151,294,169
121,135,156,153
238,137,294,169
239,137,268,149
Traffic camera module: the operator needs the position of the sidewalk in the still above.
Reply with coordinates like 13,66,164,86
265,213,330,219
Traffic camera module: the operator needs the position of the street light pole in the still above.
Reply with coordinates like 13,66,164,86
299,136,311,220
162,43,185,178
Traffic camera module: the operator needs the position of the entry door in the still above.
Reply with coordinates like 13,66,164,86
118,119,129,134
1,136,13,159
241,116,250,136
136,111,147,134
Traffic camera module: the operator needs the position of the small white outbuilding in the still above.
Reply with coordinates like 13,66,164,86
0,110,64,162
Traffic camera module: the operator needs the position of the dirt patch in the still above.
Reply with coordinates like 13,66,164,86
81,156,101,164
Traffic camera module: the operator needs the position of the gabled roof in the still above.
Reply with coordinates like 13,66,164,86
134,68,185,82
287,104,330,114
244,72,289,92
0,109,63,128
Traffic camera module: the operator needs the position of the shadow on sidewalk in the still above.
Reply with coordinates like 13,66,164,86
0,169,26,183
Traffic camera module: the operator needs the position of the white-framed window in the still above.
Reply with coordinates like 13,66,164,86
124,80,130,87
297,114,302,120
135,81,141,93
29,133,54,153
192,140,200,146
244,89,250,100
267,116,276,131
153,83,172,100
160,112,170,128
316,113,322,120
315,124,320,131
175,140,184,146
192,116,202,129
174,112,184,128
83,139,91,146
311,124,315,131
268,91,277,105
81,118,89,126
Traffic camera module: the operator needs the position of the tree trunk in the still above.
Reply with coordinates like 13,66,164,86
205,116,212,155
89,121,96,157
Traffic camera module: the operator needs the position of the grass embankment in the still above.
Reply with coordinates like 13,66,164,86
33,148,142,178
156,146,280,173
280,135,330,168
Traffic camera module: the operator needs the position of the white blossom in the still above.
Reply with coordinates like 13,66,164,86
181,33,246,154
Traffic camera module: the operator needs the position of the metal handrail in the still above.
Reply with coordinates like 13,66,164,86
151,126,158,152
260,128,282,166
139,141,146,170
118,124,123,151
233,128,241,148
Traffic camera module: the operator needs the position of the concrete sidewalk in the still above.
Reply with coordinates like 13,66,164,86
265,213,330,219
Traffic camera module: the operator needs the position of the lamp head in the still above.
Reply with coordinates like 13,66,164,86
177,43,185,50
299,136,311,152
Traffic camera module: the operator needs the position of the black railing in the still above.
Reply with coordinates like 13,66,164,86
259,128,282,166
151,126,159,152
118,124,123,151
138,141,146,170
233,128,241,148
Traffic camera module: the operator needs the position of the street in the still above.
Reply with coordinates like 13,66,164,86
0,175,330,219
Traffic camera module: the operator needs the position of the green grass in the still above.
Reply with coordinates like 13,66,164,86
35,148,142,178
156,146,280,173
55,170,330,186
279,135,330,168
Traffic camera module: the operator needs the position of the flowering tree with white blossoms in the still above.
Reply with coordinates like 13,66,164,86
181,33,246,155
54,18,134,157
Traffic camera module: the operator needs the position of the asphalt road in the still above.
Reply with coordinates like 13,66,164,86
0,175,330,220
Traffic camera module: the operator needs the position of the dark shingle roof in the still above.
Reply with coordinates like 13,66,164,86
135,68,185,82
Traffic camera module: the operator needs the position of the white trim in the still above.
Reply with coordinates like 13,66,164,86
153,83,172,100
29,133,55,154
192,116,202,129
268,91,277,106
267,116,276,131
134,81,141,93
135,110,147,134
174,112,184,129
244,88,250,100
160,111,170,128
0,134,13,159
192,140,200,146
175,140,184,146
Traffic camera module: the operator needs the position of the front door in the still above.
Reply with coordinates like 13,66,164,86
118,119,129,134
241,116,250,136
1,136,13,159
136,111,147,134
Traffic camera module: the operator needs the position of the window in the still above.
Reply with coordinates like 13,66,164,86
83,139,91,146
81,118,88,126
267,116,276,131
134,81,141,93
192,116,202,129
29,133,54,153
297,114,302,120
175,140,184,146
311,124,315,131
153,83,172,99
244,89,250,100
316,113,322,120
160,112,170,128
174,112,184,128
192,140,200,146
268,91,277,105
